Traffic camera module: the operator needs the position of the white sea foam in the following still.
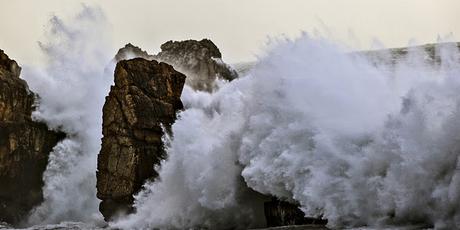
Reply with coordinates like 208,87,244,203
21,6,114,225
114,36,460,229
16,5,460,229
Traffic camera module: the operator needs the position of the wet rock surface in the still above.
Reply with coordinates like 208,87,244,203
264,199,328,229
0,50,63,224
106,41,326,227
114,39,238,92
156,39,238,91
96,58,185,220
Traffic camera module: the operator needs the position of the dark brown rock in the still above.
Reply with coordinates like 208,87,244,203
97,39,236,220
264,198,327,228
156,39,238,91
96,58,185,220
0,50,63,224
113,39,238,92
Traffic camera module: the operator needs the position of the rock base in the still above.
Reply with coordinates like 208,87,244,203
264,199,327,228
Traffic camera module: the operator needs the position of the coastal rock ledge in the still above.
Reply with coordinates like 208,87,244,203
0,50,63,224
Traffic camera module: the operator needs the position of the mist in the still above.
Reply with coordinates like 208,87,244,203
20,6,114,225
114,36,460,229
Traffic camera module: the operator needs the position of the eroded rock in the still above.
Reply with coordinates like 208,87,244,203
97,39,236,220
156,39,237,91
0,50,63,224
96,58,185,220
114,39,238,92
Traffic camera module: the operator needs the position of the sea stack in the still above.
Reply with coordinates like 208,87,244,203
96,58,186,220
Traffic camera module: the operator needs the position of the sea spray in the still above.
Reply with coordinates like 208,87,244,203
13,5,460,228
21,6,114,225
114,35,460,229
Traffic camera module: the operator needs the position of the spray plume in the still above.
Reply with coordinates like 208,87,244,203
15,5,460,229
21,6,114,225
114,36,460,229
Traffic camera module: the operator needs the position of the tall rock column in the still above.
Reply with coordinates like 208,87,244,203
0,49,63,224
96,58,186,220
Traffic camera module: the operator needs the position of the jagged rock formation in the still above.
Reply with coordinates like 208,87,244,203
113,43,154,62
156,39,238,91
97,39,236,220
0,50,63,224
96,58,186,220
114,39,238,92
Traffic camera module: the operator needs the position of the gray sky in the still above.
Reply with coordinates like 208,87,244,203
0,0,459,64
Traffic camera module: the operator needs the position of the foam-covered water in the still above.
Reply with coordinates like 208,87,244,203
14,5,460,230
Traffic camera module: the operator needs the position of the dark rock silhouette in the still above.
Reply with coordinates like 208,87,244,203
96,58,185,220
0,50,63,224
264,198,328,228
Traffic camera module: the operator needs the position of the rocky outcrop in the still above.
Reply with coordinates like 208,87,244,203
113,43,154,62
114,39,238,92
104,41,327,227
0,50,63,224
264,199,328,228
97,39,235,220
156,39,238,91
96,58,186,220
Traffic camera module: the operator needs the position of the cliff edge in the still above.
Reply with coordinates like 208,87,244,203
0,50,63,224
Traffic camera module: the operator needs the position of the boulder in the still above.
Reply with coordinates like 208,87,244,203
97,39,235,220
0,50,63,224
96,58,185,220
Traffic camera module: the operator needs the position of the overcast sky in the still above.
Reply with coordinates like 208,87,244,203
0,0,459,64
